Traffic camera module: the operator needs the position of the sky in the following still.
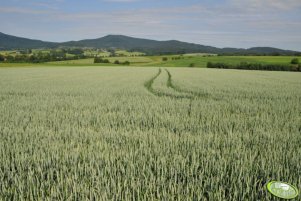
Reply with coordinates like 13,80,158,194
0,0,301,51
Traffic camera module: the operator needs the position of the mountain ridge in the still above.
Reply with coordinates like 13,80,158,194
0,32,299,55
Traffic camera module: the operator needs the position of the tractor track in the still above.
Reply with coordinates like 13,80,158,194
145,68,212,100
144,69,192,99
165,69,210,99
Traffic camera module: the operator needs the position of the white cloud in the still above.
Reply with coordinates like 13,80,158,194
0,7,50,14
230,0,301,11
0,2,300,50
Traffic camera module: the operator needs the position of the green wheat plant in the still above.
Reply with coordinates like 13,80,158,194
0,67,300,200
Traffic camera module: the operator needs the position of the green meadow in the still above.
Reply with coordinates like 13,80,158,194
1,47,300,68
1,55,299,68
40,55,301,67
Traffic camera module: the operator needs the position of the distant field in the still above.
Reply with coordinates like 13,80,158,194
105,56,152,63
84,50,111,57
0,55,300,68
46,56,154,65
44,56,301,67
0,67,300,200
32,49,51,54
142,56,301,67
115,50,145,56
52,56,301,67
47,58,99,65
82,50,145,57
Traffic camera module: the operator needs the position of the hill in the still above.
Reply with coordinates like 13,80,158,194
0,32,299,55
60,35,221,55
0,32,58,50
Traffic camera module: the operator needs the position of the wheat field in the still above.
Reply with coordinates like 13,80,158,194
0,67,300,200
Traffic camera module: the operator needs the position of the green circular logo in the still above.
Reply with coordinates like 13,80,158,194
267,181,299,199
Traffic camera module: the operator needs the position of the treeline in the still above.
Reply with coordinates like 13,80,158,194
162,56,185,61
94,57,130,65
0,48,88,63
207,62,301,72
0,54,86,63
94,57,110,63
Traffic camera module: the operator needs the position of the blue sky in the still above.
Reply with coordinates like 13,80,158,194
1,0,301,50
